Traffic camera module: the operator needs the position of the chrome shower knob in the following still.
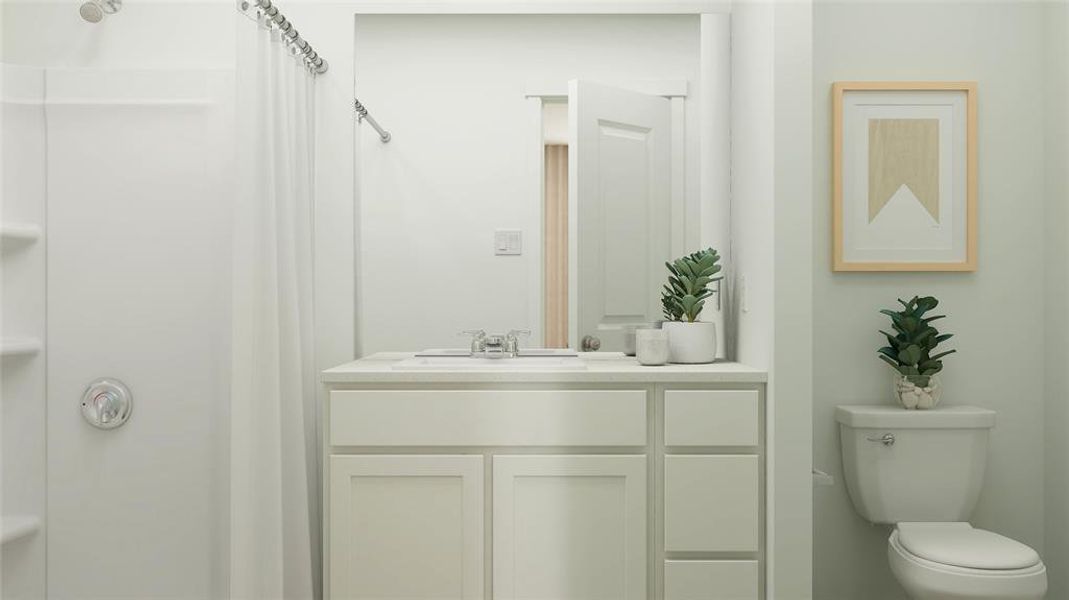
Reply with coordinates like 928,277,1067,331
81,378,133,430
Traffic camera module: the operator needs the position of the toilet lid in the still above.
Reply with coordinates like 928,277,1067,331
896,522,1041,570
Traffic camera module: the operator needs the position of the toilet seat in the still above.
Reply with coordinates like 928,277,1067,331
896,522,1041,570
888,524,1047,600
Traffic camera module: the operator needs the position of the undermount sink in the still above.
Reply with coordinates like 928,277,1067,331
392,349,587,371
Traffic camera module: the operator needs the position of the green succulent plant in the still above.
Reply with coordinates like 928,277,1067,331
661,248,723,323
877,295,956,388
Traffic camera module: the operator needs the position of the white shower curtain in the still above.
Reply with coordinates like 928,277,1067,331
230,13,318,600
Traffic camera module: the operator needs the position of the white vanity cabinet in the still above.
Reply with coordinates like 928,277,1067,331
322,353,766,600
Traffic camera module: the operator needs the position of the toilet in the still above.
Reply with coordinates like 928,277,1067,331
837,405,1047,600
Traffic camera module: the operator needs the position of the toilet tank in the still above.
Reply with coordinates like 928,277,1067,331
836,405,996,524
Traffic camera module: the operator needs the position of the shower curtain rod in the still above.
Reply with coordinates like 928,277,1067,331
240,0,391,142
239,0,328,74
353,98,391,143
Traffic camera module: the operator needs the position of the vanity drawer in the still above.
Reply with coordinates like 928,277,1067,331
664,455,759,552
664,560,759,600
664,390,758,446
330,390,647,446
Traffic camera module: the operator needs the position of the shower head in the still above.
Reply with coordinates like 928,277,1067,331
79,2,104,22
80,0,121,23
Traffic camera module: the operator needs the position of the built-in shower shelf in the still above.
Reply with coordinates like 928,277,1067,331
1,337,42,357
1,222,42,248
1,515,41,545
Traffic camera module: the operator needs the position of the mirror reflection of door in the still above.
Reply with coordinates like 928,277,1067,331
543,104,568,346
542,81,673,352
543,101,569,348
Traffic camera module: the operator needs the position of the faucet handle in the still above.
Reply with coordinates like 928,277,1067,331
459,329,487,354
504,329,531,354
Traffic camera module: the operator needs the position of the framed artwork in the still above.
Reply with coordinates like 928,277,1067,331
833,81,977,271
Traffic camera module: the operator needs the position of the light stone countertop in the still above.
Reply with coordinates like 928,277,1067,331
322,352,767,384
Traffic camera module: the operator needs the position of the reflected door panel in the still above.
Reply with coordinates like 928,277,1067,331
569,80,672,351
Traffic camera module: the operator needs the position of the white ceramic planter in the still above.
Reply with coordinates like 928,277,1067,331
892,373,943,410
663,321,717,364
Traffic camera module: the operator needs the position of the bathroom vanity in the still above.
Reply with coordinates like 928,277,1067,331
322,352,767,600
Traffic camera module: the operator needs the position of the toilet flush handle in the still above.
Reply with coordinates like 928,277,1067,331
866,433,895,446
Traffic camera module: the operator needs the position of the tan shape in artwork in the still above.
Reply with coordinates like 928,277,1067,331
868,118,940,222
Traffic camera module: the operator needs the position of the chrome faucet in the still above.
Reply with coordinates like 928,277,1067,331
460,329,530,358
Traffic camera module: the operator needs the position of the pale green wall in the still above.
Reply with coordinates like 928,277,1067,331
812,2,1052,598
1044,2,1069,598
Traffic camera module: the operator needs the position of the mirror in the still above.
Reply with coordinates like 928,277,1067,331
354,14,725,353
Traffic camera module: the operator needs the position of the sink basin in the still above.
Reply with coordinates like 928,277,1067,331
393,349,587,371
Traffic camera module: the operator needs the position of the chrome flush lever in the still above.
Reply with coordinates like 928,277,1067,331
866,433,895,446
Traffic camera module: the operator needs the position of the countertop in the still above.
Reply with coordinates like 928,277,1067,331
321,352,767,384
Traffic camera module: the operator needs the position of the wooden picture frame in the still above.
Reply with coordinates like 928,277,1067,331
832,81,977,271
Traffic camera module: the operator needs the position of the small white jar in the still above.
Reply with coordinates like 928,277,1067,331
635,328,669,366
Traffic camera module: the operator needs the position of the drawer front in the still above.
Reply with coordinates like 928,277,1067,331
330,390,647,446
664,455,759,552
664,560,759,600
664,390,758,446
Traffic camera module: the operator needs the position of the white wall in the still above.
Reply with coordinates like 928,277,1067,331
812,3,1050,598
729,2,773,368
730,2,814,597
1,2,237,598
769,3,814,598
352,14,703,353
1044,2,1069,598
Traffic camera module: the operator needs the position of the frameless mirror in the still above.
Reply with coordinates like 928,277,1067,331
354,13,727,353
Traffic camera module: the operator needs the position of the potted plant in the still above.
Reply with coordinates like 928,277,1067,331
877,295,956,409
660,248,722,364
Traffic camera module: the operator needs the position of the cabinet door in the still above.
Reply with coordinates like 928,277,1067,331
493,455,647,600
329,455,483,600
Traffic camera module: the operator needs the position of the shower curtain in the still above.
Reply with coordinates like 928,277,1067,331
230,13,318,600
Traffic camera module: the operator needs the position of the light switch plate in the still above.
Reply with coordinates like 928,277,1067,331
494,229,522,255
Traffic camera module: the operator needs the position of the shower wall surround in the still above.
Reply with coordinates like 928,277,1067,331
1,63,48,600
44,67,233,599
2,2,237,597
